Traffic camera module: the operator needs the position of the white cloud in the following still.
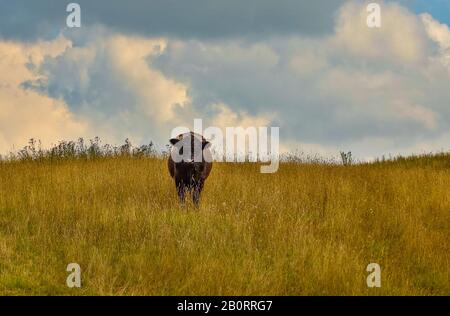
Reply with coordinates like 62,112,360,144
333,1,431,64
1,1,450,159
209,103,275,129
422,13,450,50
20,31,194,148
151,1,450,158
0,36,89,153
104,36,188,123
421,13,450,69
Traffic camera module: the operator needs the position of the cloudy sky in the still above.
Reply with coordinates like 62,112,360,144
1,0,450,159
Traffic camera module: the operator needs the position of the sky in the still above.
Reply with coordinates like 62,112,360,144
406,0,450,25
0,0,450,160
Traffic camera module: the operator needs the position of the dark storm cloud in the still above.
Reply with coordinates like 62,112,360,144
0,0,346,41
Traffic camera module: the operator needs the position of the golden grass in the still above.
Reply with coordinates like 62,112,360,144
0,155,449,295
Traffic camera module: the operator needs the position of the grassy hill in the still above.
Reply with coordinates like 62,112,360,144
0,151,449,295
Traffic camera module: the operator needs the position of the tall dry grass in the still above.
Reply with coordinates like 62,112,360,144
0,151,449,295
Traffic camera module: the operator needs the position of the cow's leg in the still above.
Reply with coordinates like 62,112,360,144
176,180,186,205
192,181,204,206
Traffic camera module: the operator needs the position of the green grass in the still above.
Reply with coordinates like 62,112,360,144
0,154,449,295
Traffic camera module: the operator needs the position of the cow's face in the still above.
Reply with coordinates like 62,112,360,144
170,133,211,163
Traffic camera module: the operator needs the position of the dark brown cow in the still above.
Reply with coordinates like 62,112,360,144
168,132,213,205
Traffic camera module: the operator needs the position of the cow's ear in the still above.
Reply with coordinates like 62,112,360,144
202,141,211,149
170,138,180,145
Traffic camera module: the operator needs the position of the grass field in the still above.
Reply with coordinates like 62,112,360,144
0,153,449,295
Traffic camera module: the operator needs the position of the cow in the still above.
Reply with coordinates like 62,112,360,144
168,132,213,206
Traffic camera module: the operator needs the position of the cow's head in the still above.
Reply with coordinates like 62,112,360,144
170,132,211,163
